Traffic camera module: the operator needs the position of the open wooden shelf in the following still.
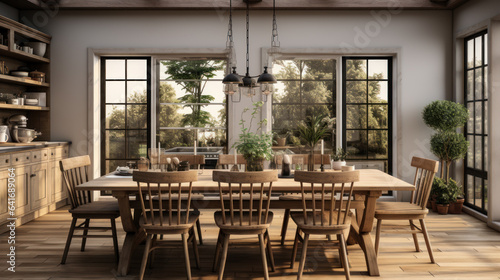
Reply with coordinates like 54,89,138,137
0,104,49,111
0,47,50,63
0,74,49,87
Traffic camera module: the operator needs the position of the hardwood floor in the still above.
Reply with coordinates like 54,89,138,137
1,207,500,279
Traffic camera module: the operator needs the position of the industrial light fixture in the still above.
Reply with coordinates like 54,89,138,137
223,0,280,102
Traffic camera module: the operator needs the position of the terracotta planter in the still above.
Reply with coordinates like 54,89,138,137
448,198,465,214
431,200,438,212
246,157,264,171
276,137,286,147
436,204,449,215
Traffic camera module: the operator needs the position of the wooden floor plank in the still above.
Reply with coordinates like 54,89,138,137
0,207,499,279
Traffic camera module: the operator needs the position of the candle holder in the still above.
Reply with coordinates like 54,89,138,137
148,148,163,170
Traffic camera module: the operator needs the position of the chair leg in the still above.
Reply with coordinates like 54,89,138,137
419,219,435,264
337,234,345,269
61,217,78,264
80,219,90,252
409,219,420,252
182,233,192,280
111,218,119,263
297,233,310,280
149,234,157,269
339,234,351,280
375,218,382,256
218,233,230,280
290,228,300,269
196,219,203,245
139,234,153,280
191,227,200,269
265,229,275,272
280,209,290,245
258,233,270,280
212,230,224,272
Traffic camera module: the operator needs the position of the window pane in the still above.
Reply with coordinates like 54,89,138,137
304,105,332,119
159,104,183,127
368,105,388,129
484,136,488,171
475,36,483,67
127,81,147,103
467,135,474,167
203,81,227,103
484,66,488,99
198,128,227,147
368,81,388,103
346,130,367,159
106,59,125,79
273,81,300,103
106,81,125,103
273,60,300,80
484,101,488,134
484,179,488,211
159,82,178,103
466,39,474,69
475,68,483,100
159,129,195,149
466,70,474,100
346,81,367,103
106,160,127,174
474,177,482,207
273,104,302,129
368,59,388,79
474,102,482,134
466,175,474,204
475,135,482,170
127,130,147,158
346,59,366,79
301,59,334,80
127,59,147,79
106,130,125,158
106,105,125,129
346,105,367,129
467,102,474,133
127,105,147,129
484,34,488,64
302,81,333,103
368,130,388,159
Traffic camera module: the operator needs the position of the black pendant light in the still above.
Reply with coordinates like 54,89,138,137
222,0,279,102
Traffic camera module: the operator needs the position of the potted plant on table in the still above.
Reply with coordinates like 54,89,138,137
296,114,330,171
233,102,273,171
423,100,469,214
275,128,290,147
331,148,348,170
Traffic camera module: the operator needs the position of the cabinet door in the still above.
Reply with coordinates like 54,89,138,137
50,160,67,202
14,166,30,216
0,169,10,222
30,163,49,210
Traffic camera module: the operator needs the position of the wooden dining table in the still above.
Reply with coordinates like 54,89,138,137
76,169,414,277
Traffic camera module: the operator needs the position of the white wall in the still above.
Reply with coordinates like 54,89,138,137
454,0,500,34
0,2,18,21
23,9,452,183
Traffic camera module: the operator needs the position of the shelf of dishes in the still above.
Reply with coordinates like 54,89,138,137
0,73,48,87
0,92,47,108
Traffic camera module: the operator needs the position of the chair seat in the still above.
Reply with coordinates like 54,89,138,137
375,201,428,217
214,211,273,234
153,193,205,200
140,212,199,234
291,211,351,234
69,201,120,217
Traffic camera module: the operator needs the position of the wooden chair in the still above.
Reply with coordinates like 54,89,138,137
278,154,332,245
291,170,360,280
216,154,247,169
212,170,278,280
133,170,200,280
374,157,439,263
59,155,120,264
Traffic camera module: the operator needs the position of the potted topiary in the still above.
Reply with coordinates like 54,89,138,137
296,114,330,171
331,148,348,170
275,128,290,147
447,180,465,214
423,100,469,213
433,177,460,215
233,102,273,171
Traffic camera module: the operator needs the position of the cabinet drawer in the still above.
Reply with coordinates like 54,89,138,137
54,146,69,159
12,152,31,166
0,154,11,168
41,149,49,161
31,150,43,162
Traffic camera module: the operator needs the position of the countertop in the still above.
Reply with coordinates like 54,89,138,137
0,141,70,154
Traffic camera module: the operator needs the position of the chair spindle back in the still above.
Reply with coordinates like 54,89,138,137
409,157,439,209
212,170,278,226
60,155,92,209
294,171,360,226
133,171,198,226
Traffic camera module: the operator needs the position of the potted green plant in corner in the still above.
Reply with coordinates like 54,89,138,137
233,102,273,171
331,148,348,170
433,177,460,215
275,128,290,147
297,114,329,171
423,100,469,214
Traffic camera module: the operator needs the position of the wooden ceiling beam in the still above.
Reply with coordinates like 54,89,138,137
0,0,471,10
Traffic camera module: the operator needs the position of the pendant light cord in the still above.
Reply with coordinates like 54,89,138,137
226,0,233,48
271,0,280,48
246,0,250,76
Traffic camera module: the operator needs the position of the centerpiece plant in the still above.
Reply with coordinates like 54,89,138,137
297,114,330,171
423,100,469,214
233,102,273,171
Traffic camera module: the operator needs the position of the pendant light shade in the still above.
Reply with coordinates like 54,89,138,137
257,66,277,84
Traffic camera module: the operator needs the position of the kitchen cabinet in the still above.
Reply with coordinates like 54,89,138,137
30,162,48,210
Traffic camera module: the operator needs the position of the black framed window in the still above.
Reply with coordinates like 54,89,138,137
342,57,392,174
157,59,227,150
101,57,151,175
272,59,336,150
464,30,488,214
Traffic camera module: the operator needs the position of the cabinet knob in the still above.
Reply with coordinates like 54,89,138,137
34,155,37,159
16,158,18,161
51,152,54,156
26,157,29,160
30,174,37,178
5,159,8,163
